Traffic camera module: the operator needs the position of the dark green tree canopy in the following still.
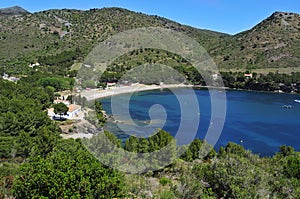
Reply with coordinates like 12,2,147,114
53,102,68,118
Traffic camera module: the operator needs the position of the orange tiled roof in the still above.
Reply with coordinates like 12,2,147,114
68,104,81,113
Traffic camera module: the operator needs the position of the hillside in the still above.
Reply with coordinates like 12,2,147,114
213,11,300,70
0,7,299,74
0,6,29,16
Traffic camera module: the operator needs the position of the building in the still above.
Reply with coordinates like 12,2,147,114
244,73,253,79
47,108,55,119
65,104,81,119
28,62,40,68
54,99,70,106
212,74,219,81
2,73,20,83
106,82,116,89
48,104,81,120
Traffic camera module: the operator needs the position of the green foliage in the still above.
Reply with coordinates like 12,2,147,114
0,79,60,159
283,155,300,179
279,145,295,156
2,8,300,80
95,101,106,127
12,139,126,198
159,176,171,186
124,129,176,153
53,102,68,119
221,71,300,93
159,190,177,199
38,76,74,91
224,142,247,156
0,163,20,198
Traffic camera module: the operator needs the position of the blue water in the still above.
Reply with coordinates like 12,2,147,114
100,88,300,156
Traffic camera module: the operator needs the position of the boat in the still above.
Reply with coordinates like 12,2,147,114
282,105,292,109
294,99,300,103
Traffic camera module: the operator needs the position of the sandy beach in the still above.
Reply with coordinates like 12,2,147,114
61,83,193,139
79,83,194,101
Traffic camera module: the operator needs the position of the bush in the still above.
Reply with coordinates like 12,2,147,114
159,176,170,186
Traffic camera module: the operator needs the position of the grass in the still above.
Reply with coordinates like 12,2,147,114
71,62,82,70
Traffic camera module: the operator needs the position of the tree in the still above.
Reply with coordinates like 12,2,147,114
283,155,300,179
44,86,55,104
13,139,126,198
279,145,295,157
53,102,68,119
95,101,106,126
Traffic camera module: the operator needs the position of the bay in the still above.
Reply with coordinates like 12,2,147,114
100,88,300,156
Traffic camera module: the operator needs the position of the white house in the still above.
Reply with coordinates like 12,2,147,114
48,104,81,120
106,82,116,89
244,73,253,79
65,104,81,119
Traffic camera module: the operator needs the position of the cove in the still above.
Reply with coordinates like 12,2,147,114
99,88,300,156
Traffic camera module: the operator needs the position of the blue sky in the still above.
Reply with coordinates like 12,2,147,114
1,0,299,34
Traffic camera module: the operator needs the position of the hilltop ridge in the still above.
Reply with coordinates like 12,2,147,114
0,6,29,16
0,7,299,73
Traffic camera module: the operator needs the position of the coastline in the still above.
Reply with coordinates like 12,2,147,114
79,83,300,102
79,83,194,101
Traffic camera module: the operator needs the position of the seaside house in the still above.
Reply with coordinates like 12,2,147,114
65,104,81,119
244,73,253,79
48,104,81,120
106,82,116,89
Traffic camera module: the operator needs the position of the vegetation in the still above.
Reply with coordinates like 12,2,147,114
221,71,300,93
0,77,299,198
0,8,299,78
0,78,126,198
53,102,68,119
12,139,126,199
0,6,299,199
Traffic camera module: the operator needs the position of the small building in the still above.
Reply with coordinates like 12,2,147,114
244,73,253,79
54,99,70,106
212,74,218,81
106,82,116,89
66,104,81,119
47,108,55,119
2,73,20,83
48,104,81,120
29,62,40,68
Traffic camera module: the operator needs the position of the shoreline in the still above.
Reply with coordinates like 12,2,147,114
79,83,300,102
79,83,194,101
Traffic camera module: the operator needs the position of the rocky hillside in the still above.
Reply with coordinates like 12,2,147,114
0,6,29,16
0,6,299,73
212,11,300,70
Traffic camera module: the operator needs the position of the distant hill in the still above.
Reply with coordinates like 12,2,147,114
0,6,29,16
0,7,299,73
212,11,300,70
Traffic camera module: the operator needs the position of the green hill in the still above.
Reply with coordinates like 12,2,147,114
213,11,300,71
0,7,299,74
0,6,29,16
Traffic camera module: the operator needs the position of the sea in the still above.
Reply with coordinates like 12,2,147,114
99,88,300,156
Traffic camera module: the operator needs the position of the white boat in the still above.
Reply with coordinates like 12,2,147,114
294,99,300,103
282,105,292,109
